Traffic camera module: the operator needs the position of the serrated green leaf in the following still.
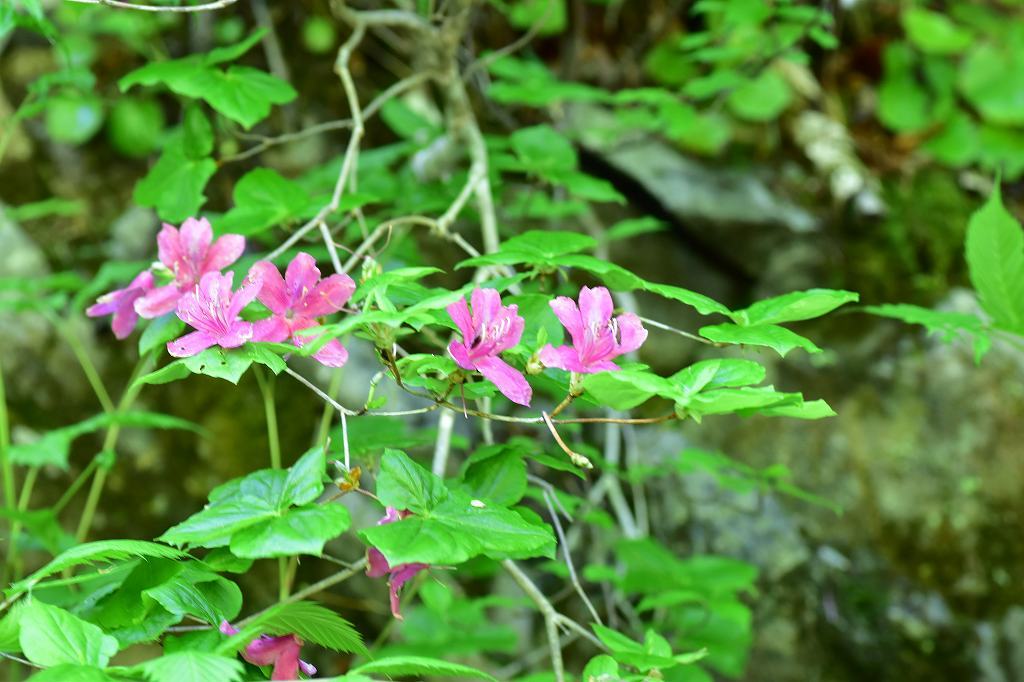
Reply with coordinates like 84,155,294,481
133,134,216,223
220,601,365,657
182,348,253,384
864,303,991,362
462,445,527,507
144,566,242,626
283,446,327,507
699,323,822,357
229,504,350,558
375,449,448,514
20,600,118,668
137,650,244,682
27,665,117,682
731,289,858,326
352,656,498,681
965,186,1024,333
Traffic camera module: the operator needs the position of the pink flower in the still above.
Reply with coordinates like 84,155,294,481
249,253,355,368
446,288,532,406
86,270,154,339
166,270,262,357
366,507,430,620
539,286,647,373
134,217,245,319
220,621,317,680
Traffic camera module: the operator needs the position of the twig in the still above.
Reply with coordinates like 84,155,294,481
283,365,358,416
541,488,602,624
65,0,237,11
542,411,593,469
431,409,456,477
463,0,553,80
637,315,717,346
502,559,565,682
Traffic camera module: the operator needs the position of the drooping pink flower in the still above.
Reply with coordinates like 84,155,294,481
539,286,647,373
134,217,245,319
366,507,430,620
86,270,154,339
166,270,262,357
249,253,355,368
446,288,531,406
220,621,317,680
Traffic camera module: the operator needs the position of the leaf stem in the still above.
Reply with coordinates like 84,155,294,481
0,357,15,585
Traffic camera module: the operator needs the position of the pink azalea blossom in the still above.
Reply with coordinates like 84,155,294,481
166,270,262,357
220,621,316,680
446,288,532,406
539,285,647,373
86,270,154,339
366,507,430,620
134,217,245,319
249,253,355,368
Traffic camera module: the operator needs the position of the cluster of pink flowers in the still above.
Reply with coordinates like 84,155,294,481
445,284,647,406
88,217,355,367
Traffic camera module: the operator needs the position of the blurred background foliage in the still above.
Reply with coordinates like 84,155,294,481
3,0,1024,680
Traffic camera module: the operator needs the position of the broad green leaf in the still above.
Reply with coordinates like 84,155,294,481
959,42,1024,126
727,69,792,122
864,303,991,362
144,566,242,625
668,359,766,399
228,504,350,558
744,399,835,420
182,348,254,384
590,623,678,672
27,666,117,682
160,498,278,548
0,603,23,653
684,386,802,419
282,446,327,507
642,281,731,316
351,656,498,681
133,134,216,222
139,314,185,356
375,449,447,514
965,186,1024,333
509,124,577,177
181,105,213,159
214,168,309,236
582,655,620,680
181,66,296,130
19,601,118,668
606,217,665,241
463,445,527,507
107,96,164,158
903,8,972,55
878,42,933,133
582,369,675,410
699,323,823,357
45,92,104,146
137,650,244,682
730,289,858,326
133,360,192,388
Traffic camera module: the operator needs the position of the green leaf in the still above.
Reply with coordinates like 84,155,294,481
744,399,835,420
684,386,802,418
182,105,213,159
7,541,188,599
19,600,118,668
375,449,447,514
606,217,665,241
699,323,823,357
283,446,327,507
0,603,23,653
220,601,365,657
642,281,731,316
133,360,192,388
133,134,216,223
510,124,577,176
582,655,620,680
137,650,244,682
182,348,254,384
463,445,527,507
28,665,117,682
730,289,858,326
144,566,242,625
45,92,104,146
878,42,933,133
590,623,678,672
351,656,498,681
183,66,297,130
965,186,1024,333
582,369,675,410
959,42,1024,126
903,8,972,55
668,359,766,399
214,168,310,236
727,69,792,122
229,504,350,558
139,314,186,356
107,96,165,158
864,303,991,361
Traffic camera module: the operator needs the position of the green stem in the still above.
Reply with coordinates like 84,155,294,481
254,368,287,599
1,358,16,586
52,315,115,415
316,368,343,450
52,456,100,516
73,353,153,544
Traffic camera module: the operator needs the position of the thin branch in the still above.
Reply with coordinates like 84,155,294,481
541,488,602,624
283,365,358,416
431,409,456,477
65,0,237,11
542,411,593,469
237,557,368,628
637,315,717,346
463,0,553,80
502,560,565,682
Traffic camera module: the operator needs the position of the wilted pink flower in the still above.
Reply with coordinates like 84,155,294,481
539,286,647,373
366,507,429,620
167,271,261,357
86,270,154,339
447,288,531,406
249,253,355,368
135,217,245,319
220,621,316,680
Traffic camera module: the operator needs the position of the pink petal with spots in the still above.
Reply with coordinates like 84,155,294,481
251,261,290,315
134,284,182,319
476,355,532,406
179,217,213,264
579,286,613,330
253,316,291,344
470,288,502,329
167,331,217,357
539,344,587,373
228,269,263,319
285,252,321,301
156,224,183,271
311,339,349,367
300,273,355,317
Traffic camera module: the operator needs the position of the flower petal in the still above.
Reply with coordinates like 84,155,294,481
110,304,140,340
203,233,245,273
549,296,585,348
219,621,239,636
253,316,291,344
156,224,182,271
251,261,289,314
614,312,647,354
179,217,213,264
476,355,532,406
167,331,217,357
448,341,474,371
299,659,317,676
446,297,474,342
134,284,182,319
311,338,349,368
539,344,587,373
367,548,391,578
244,634,295,667
217,322,255,349
228,269,263,319
300,273,355,317
470,288,502,329
579,286,613,331
285,252,321,300
387,563,429,620
86,295,119,318
269,641,302,681
493,304,524,352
